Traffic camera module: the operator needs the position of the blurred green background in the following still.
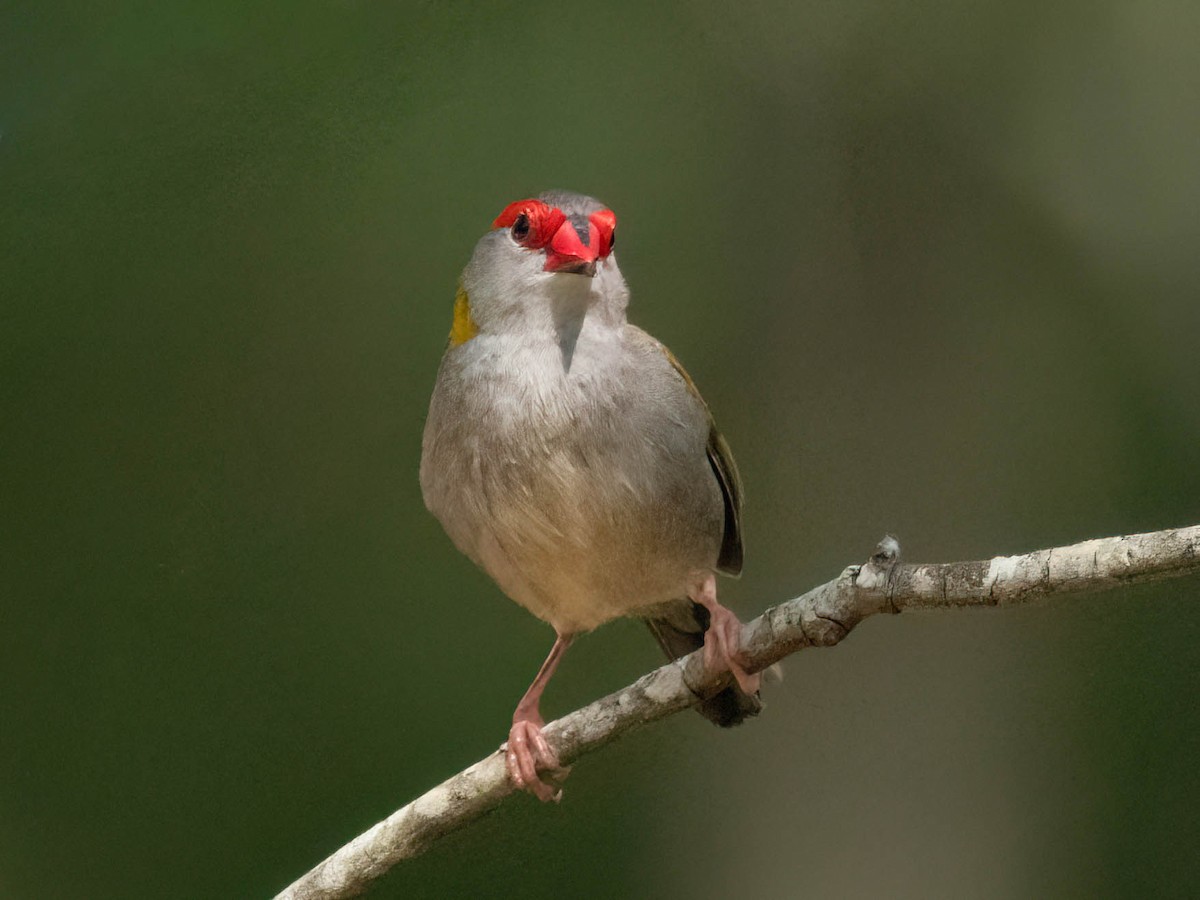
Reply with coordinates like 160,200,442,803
3,2,1198,897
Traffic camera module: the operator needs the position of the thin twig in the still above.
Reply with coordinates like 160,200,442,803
275,524,1199,900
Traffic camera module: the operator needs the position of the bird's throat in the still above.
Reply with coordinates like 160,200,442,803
550,290,590,373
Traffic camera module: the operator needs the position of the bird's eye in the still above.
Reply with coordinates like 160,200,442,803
511,214,531,242
608,229,616,250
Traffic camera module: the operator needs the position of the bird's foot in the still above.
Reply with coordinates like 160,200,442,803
703,604,761,694
505,718,570,803
691,573,760,695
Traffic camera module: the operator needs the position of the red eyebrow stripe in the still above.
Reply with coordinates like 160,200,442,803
589,208,616,233
493,199,566,249
493,199,542,228
589,208,617,257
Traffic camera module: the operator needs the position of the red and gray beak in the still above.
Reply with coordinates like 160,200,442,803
544,215,599,277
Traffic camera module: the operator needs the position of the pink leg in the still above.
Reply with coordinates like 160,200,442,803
506,632,575,802
690,572,760,694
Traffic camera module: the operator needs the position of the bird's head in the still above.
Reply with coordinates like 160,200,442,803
452,191,628,347
491,193,617,278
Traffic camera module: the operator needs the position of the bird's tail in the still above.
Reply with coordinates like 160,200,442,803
644,601,762,728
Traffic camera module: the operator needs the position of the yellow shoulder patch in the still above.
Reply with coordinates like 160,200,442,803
449,284,479,347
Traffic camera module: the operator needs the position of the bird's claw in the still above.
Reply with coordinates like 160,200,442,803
702,603,761,695
505,719,570,803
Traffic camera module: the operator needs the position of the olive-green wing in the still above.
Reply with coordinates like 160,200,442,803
658,344,745,576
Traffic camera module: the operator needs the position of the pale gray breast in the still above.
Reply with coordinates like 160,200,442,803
421,325,724,628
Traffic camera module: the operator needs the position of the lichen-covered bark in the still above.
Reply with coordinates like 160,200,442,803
276,524,1199,900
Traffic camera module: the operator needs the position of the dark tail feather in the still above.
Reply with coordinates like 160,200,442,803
645,602,762,728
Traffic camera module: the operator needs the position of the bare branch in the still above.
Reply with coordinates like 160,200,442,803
275,524,1199,900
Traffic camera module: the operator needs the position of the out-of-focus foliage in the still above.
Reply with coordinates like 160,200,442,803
2,2,1197,897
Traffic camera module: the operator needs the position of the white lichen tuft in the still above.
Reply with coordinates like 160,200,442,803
985,554,1020,592
643,665,685,704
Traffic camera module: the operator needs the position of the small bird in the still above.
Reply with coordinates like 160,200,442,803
420,191,760,801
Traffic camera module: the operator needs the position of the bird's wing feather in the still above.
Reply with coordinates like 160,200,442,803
651,338,745,576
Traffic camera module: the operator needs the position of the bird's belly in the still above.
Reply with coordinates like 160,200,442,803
470,449,718,632
421,335,724,634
